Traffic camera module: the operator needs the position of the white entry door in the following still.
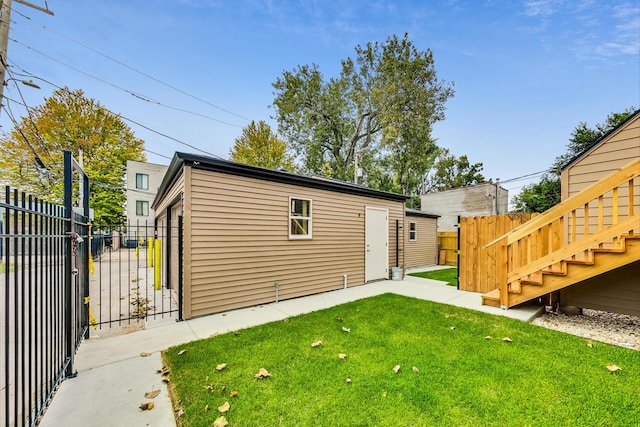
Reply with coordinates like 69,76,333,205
365,207,389,282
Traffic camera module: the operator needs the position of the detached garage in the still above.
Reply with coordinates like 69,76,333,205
405,209,439,268
152,152,407,319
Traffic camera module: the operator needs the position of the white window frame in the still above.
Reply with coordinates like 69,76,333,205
409,221,417,241
136,173,149,190
289,197,312,239
136,200,149,216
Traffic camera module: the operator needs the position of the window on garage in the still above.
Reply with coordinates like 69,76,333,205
409,221,417,241
289,197,312,239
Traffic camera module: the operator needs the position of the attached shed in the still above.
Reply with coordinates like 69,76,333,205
559,109,640,316
405,209,439,268
152,153,408,319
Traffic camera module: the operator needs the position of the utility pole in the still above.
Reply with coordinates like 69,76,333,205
0,0,14,115
0,0,53,116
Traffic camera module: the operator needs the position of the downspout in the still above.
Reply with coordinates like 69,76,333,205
395,219,399,267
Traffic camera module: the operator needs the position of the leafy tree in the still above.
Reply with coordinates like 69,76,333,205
511,177,560,213
424,148,485,192
272,33,453,192
512,107,635,212
0,87,145,226
229,120,296,171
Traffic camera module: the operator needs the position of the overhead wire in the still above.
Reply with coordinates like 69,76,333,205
7,66,224,160
9,38,243,128
11,9,252,122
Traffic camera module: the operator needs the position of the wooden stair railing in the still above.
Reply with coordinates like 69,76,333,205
484,158,640,309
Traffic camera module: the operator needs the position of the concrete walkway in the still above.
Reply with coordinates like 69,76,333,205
39,267,543,427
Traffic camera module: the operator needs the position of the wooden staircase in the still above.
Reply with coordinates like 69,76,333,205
482,159,640,309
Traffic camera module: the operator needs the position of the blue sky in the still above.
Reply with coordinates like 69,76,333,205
2,0,638,198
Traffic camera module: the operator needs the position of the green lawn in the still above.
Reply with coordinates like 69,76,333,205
163,294,639,427
409,267,458,286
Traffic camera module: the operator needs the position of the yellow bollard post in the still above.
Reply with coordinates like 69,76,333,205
154,239,162,290
147,237,154,268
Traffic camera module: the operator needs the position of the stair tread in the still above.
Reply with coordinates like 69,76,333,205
482,288,500,300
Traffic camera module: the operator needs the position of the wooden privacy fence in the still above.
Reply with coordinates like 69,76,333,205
437,231,458,266
458,214,547,293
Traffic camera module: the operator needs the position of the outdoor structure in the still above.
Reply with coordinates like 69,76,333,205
405,209,439,268
152,152,407,319
480,111,639,316
557,109,640,315
420,182,508,231
126,160,168,239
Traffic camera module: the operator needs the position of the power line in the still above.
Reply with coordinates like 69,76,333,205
6,67,225,160
1,102,48,169
9,38,243,128
9,12,252,121
499,170,547,184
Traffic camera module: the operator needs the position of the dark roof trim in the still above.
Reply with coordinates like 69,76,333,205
405,208,440,219
153,152,408,208
561,108,640,171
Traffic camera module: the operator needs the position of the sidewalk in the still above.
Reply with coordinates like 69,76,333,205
39,267,543,427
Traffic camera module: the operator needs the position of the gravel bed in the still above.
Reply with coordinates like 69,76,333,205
531,308,640,350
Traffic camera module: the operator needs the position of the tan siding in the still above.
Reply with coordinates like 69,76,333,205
560,262,640,317
405,216,438,268
186,169,404,318
565,114,640,197
153,171,185,291
561,114,640,314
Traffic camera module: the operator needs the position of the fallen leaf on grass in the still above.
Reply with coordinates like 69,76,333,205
144,389,160,399
176,408,184,418
586,341,593,348
450,326,456,330
393,365,401,374
342,327,351,333
346,378,352,383
311,340,322,347
205,384,215,392
336,317,344,322
214,416,229,427
221,385,227,394
230,390,238,397
338,353,347,359
412,366,419,373
255,368,271,379
218,401,230,413
502,337,513,343
216,363,227,371
158,366,170,376
606,364,621,372
484,336,492,340
204,404,210,412
140,352,152,357
283,318,289,323
177,349,187,355
139,401,154,411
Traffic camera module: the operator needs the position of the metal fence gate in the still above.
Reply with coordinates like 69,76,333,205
1,151,182,426
87,220,180,335
1,152,89,426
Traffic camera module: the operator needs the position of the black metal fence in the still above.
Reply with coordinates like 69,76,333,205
1,151,182,426
88,221,180,332
0,189,87,426
1,151,89,426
